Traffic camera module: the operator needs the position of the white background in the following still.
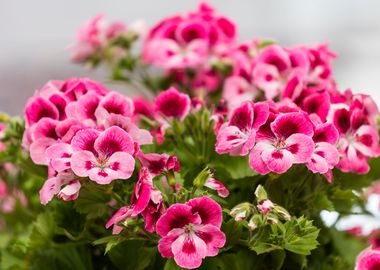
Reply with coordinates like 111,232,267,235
1,0,380,115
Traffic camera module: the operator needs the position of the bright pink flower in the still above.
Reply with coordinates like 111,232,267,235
133,97,155,119
106,206,133,234
71,127,135,184
95,91,134,123
24,96,59,127
130,167,156,216
156,197,225,269
256,45,291,73
216,101,269,156
333,108,380,174
355,248,380,270
204,178,229,198
137,152,180,176
249,112,315,174
154,87,191,120
306,122,339,177
60,77,108,101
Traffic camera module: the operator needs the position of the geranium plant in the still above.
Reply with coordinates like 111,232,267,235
1,2,380,270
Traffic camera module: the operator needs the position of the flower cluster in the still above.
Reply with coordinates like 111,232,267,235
11,2,380,270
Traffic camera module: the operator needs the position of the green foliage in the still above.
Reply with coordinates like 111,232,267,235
250,216,320,256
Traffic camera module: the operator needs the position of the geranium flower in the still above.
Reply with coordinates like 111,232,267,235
71,126,135,184
249,112,315,174
333,108,380,174
215,101,269,156
156,196,225,269
154,87,191,121
355,247,380,270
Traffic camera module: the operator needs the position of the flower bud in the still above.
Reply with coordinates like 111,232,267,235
230,202,251,221
257,199,274,215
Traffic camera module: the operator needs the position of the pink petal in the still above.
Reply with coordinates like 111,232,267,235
249,143,271,174
302,92,330,122
71,128,100,153
307,153,329,174
285,133,315,163
39,175,68,205
71,150,98,178
158,228,184,258
333,108,351,134
131,167,153,216
355,248,380,270
215,126,250,156
204,178,229,198
106,152,135,179
187,196,223,227
261,148,294,174
58,180,81,201
154,87,191,120
94,126,135,158
194,224,226,256
95,91,134,122
30,138,56,165
315,142,340,167
172,232,207,269
45,143,73,172
313,123,339,144
252,102,270,130
76,91,101,121
229,101,254,132
271,112,314,139
25,96,59,126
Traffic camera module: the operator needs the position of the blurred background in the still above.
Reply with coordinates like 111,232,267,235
1,0,380,116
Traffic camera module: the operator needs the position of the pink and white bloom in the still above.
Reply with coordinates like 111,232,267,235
71,127,135,184
306,122,340,177
216,101,269,156
154,87,191,121
204,178,229,198
222,76,257,109
156,196,226,269
355,247,380,270
95,91,134,124
39,170,80,205
249,112,315,174
333,108,380,174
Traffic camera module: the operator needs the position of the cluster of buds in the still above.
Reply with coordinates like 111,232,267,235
230,185,290,230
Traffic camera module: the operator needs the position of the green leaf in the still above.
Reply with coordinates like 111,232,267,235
270,250,286,270
27,212,57,248
211,155,257,180
223,219,243,247
74,184,111,219
108,239,157,270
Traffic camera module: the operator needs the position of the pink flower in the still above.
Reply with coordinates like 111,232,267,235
154,87,191,120
71,127,135,184
156,196,226,269
252,62,282,100
95,91,134,123
45,143,73,172
216,101,269,156
204,178,229,198
249,112,315,174
137,152,180,176
106,206,133,234
333,108,380,174
39,170,80,205
106,167,164,233
306,121,340,177
355,248,380,270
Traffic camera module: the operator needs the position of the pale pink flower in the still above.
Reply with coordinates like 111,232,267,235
95,91,134,124
222,76,257,109
71,127,135,184
156,197,226,269
216,101,269,156
39,170,80,205
249,112,315,174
